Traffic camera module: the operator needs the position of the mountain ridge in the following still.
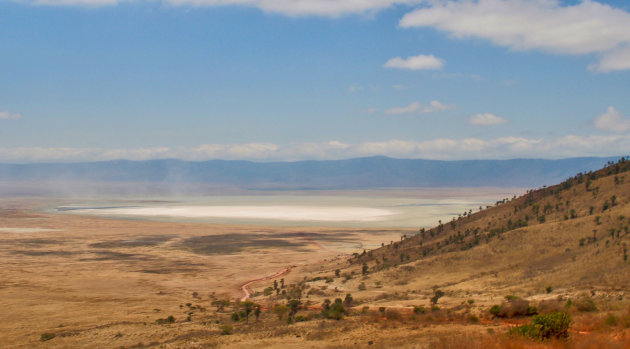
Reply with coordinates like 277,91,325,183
0,156,621,189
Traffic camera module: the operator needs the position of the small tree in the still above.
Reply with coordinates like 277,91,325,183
343,293,353,307
239,301,256,323
287,299,301,322
362,263,369,275
212,299,230,313
254,305,261,321
322,298,347,320
431,289,445,305
272,304,288,320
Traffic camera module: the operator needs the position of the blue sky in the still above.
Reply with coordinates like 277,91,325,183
1,0,630,162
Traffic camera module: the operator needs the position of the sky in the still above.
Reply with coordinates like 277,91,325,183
1,0,630,162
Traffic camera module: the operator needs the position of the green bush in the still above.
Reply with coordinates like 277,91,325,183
490,305,502,316
40,333,55,342
294,315,308,322
321,299,347,320
575,295,597,312
510,312,571,340
155,315,176,324
605,314,618,326
219,324,233,335
413,306,426,314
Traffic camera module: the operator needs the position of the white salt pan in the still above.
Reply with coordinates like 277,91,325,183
79,206,395,222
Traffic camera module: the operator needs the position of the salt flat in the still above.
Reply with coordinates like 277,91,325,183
74,205,395,222
57,189,519,228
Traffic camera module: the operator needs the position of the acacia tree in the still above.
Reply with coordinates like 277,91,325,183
431,289,445,305
239,301,257,324
272,304,288,320
288,299,301,322
212,299,230,313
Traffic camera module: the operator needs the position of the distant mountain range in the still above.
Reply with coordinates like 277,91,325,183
0,156,622,194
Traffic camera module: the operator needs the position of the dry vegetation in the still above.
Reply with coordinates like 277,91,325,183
2,159,630,348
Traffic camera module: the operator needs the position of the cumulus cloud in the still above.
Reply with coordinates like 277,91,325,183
469,113,507,126
421,100,455,113
593,106,630,132
384,54,445,70
400,0,630,72
385,101,421,115
590,46,630,73
0,111,21,120
385,100,454,115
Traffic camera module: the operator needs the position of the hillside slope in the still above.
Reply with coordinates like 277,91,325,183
296,158,630,307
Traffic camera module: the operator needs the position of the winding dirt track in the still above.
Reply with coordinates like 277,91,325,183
239,267,292,301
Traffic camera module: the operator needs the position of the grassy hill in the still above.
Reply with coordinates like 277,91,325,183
239,157,630,347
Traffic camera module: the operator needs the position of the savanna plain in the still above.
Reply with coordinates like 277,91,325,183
2,163,630,349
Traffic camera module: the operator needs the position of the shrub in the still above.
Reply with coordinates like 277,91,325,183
40,333,55,342
413,306,426,314
358,282,366,291
430,289,445,305
498,299,532,318
490,305,502,316
510,312,571,340
155,315,176,324
322,299,347,320
219,324,233,335
605,314,618,326
294,315,308,322
385,309,402,320
231,313,240,322
272,304,288,320
468,315,479,323
546,286,553,294
575,295,597,312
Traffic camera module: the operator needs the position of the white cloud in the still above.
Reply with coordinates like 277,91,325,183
593,106,630,132
1,134,629,162
469,113,507,126
421,100,455,113
400,0,630,72
385,100,454,115
0,111,21,120
384,54,445,70
385,101,421,115
590,46,630,73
